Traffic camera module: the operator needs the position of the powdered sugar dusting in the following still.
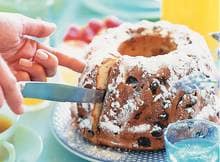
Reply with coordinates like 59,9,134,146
128,124,151,133
100,119,121,134
195,95,220,119
119,99,138,122
150,125,162,133
79,118,92,130
153,94,163,102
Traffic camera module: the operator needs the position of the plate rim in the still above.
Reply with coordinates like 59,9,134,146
50,103,105,162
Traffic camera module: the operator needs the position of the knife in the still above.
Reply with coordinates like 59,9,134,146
19,82,105,103
20,72,217,102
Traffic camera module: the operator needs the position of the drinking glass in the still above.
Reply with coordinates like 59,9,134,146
162,0,220,55
164,119,220,162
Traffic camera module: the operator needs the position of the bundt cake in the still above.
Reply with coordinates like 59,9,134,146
72,21,218,150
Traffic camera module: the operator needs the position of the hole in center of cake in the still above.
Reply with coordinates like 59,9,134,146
118,35,177,57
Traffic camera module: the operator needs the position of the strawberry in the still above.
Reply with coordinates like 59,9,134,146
88,19,104,34
104,16,122,28
63,25,81,41
80,27,95,43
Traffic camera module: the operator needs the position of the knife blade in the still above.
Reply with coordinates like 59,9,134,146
19,82,105,103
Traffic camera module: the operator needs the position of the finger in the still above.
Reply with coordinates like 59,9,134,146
38,44,86,73
21,15,56,38
54,50,86,73
34,49,58,77
8,39,85,73
0,57,23,114
14,59,47,81
0,87,5,108
13,71,31,81
6,38,37,64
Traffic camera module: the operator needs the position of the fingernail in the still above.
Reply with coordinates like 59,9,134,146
36,50,48,60
16,107,23,114
13,71,18,75
19,59,32,67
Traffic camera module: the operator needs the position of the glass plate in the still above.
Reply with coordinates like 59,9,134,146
51,103,167,162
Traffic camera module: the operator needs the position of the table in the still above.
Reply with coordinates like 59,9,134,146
19,104,88,162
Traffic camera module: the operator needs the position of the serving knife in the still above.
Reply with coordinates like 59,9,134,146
19,82,105,103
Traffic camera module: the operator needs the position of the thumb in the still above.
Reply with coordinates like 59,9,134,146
21,15,56,38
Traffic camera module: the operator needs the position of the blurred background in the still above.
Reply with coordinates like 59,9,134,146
0,0,160,46
0,0,219,51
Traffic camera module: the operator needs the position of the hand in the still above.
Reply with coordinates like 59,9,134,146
0,13,85,114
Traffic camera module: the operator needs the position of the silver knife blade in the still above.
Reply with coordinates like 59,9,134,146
19,82,105,103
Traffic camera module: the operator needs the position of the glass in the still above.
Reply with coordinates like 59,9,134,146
164,119,220,162
162,0,220,55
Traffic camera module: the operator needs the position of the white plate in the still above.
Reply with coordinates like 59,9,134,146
51,103,167,162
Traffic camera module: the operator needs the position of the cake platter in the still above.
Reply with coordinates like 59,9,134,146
51,103,167,162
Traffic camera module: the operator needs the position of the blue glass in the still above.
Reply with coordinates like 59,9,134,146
164,119,220,162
